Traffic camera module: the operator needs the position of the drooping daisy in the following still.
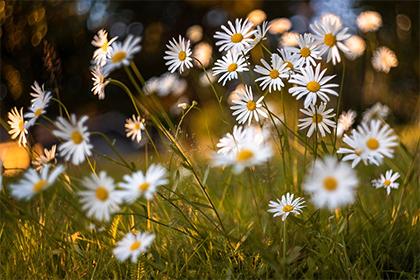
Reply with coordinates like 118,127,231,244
214,18,256,52
91,29,118,66
216,125,247,155
103,35,142,74
362,102,390,122
254,53,288,92
303,156,358,210
52,115,93,165
344,35,366,60
8,107,28,147
336,109,357,137
212,126,273,174
288,63,339,108
212,50,248,86
79,171,122,222
246,21,270,51
310,17,351,65
113,231,155,263
371,170,400,195
277,47,303,78
164,35,193,74
91,66,109,100
32,145,57,171
10,165,64,201
230,85,267,125
337,129,365,168
30,81,49,102
371,47,398,73
119,164,168,203
267,192,305,221
289,33,322,66
357,11,382,33
125,115,145,143
298,103,336,137
25,90,52,127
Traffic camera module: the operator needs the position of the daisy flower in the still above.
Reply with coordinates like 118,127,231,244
362,102,390,122
288,63,339,108
212,126,272,174
119,164,168,203
289,33,322,66
303,156,358,210
164,35,193,73
278,47,303,77
230,85,267,125
216,125,247,155
254,53,288,92
336,110,357,137
113,231,155,263
125,115,145,143
298,103,336,137
8,107,28,147
214,18,256,52
336,129,365,168
32,145,57,171
267,192,305,221
10,165,64,200
91,29,118,66
371,47,398,73
52,115,93,165
212,50,248,86
30,81,49,102
25,90,52,127
371,170,400,195
310,17,351,65
357,11,382,33
246,21,270,51
103,35,142,74
91,66,109,100
79,171,122,222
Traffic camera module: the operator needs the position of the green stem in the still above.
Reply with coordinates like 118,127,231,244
333,59,346,152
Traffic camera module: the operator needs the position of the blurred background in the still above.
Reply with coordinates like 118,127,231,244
0,0,419,165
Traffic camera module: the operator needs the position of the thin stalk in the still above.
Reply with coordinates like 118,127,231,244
283,220,288,278
51,97,71,120
333,59,346,151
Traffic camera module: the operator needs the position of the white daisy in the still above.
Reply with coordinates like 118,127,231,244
79,171,122,222
288,63,339,108
119,164,168,203
164,35,193,73
91,66,109,100
10,165,64,201
91,29,118,66
298,103,336,137
212,126,273,174
230,85,267,125
216,125,247,155
212,50,249,86
25,89,52,127
8,107,28,147
336,109,357,137
52,115,93,165
362,102,390,122
254,53,288,92
113,231,155,263
310,17,351,65
357,11,382,33
303,156,358,210
268,192,305,221
30,81,49,102
278,47,303,78
371,47,398,73
336,129,365,168
246,21,270,51
289,33,322,66
371,170,400,195
32,145,57,171
214,18,256,52
125,115,145,143
103,35,142,74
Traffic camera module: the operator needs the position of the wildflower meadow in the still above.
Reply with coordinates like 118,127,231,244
1,1,419,279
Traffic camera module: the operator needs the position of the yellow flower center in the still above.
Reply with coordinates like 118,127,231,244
231,33,243,43
246,100,256,111
130,241,141,251
324,33,336,47
384,179,391,186
300,47,311,57
269,69,279,79
227,63,238,72
134,123,141,130
323,176,338,191
285,61,293,70
366,137,379,150
111,51,127,63
18,120,24,131
312,113,323,124
138,182,150,192
34,108,43,117
101,41,109,52
71,131,83,144
33,179,48,192
178,51,186,61
307,81,321,92
236,149,254,162
282,204,294,212
95,186,109,201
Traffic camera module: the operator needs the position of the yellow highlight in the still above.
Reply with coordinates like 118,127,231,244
231,33,243,43
33,179,47,192
178,51,186,61
227,63,238,72
324,33,336,47
307,81,321,92
323,176,338,191
71,131,83,144
246,100,256,111
130,241,141,251
269,69,279,79
282,204,294,212
95,187,109,201
111,51,127,63
300,47,311,57
236,149,254,162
